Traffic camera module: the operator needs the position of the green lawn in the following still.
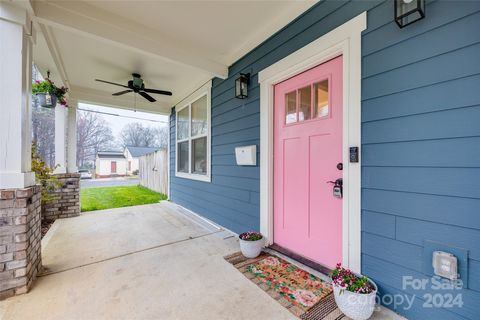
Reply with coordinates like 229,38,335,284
81,185,167,212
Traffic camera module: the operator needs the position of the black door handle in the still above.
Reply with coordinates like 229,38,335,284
327,178,343,186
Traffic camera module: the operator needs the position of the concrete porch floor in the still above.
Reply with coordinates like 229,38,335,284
0,202,403,320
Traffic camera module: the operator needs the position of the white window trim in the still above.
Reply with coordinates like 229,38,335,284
258,12,366,273
175,81,212,182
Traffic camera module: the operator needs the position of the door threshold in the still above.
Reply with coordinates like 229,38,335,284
268,244,332,277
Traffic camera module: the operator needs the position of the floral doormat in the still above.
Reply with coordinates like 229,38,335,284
224,251,350,319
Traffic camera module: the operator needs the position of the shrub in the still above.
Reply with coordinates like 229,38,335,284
31,142,61,204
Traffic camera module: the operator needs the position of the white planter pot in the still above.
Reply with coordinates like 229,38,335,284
239,237,264,258
333,280,377,320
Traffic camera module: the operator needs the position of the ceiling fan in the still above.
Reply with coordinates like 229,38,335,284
95,73,172,102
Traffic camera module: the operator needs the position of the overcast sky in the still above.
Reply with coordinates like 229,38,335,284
79,103,169,137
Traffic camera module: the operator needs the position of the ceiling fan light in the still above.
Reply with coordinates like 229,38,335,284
96,73,172,102
133,77,143,88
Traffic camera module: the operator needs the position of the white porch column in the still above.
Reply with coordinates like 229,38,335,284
0,3,36,189
54,104,67,174
67,99,78,173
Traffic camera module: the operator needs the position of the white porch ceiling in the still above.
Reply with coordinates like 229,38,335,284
31,0,317,115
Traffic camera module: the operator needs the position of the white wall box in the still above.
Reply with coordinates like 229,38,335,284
235,145,257,166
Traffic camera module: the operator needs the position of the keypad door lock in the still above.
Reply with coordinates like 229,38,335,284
327,178,343,199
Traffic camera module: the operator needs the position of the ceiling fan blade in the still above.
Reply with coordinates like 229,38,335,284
139,91,156,102
95,79,129,88
142,88,172,96
112,90,133,96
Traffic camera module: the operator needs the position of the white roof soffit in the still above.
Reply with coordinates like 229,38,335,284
32,0,229,78
30,0,317,114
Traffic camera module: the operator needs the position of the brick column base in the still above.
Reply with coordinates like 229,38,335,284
0,185,42,300
42,173,80,221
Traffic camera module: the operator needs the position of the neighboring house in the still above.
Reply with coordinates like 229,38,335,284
95,151,127,178
124,146,160,175
169,2,480,320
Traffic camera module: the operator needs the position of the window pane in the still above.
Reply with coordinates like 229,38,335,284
314,80,329,118
285,90,297,124
177,107,189,140
191,95,207,136
192,137,207,175
298,86,311,121
177,141,189,173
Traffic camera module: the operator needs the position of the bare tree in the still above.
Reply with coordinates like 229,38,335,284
154,126,169,149
32,108,120,169
120,123,145,147
142,126,157,148
119,122,167,148
76,110,115,167
32,106,55,168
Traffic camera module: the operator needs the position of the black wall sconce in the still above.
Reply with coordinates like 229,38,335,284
235,73,250,99
395,0,425,28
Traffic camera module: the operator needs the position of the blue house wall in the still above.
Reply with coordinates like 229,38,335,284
170,1,480,318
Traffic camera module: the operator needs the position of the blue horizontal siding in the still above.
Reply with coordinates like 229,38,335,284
362,0,480,56
212,105,259,127
362,74,480,122
396,217,480,261
212,165,259,180
362,232,423,271
212,113,260,136
363,255,473,320
363,189,480,230
363,137,480,167
211,126,259,146
361,210,396,239
363,10,480,78
363,167,480,199
362,42,480,100
363,105,480,144
469,260,480,292
170,1,480,318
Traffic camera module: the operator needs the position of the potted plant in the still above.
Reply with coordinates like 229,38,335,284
331,263,377,320
32,78,68,108
238,231,264,258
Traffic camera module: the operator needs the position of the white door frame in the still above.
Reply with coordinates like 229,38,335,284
258,12,366,273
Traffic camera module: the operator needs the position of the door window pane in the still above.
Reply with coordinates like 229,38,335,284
314,80,329,118
192,137,207,175
177,141,189,173
191,95,207,136
177,107,189,140
298,86,311,121
285,91,297,124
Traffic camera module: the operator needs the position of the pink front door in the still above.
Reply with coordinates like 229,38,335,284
273,56,343,268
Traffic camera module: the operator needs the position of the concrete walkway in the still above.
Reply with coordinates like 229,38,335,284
0,202,403,320
0,202,296,320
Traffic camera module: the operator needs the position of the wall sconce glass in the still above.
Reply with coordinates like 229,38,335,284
235,73,250,99
395,0,425,28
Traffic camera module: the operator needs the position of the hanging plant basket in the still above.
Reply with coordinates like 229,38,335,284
32,77,68,108
35,92,57,108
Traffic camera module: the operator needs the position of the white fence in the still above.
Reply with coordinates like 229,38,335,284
139,149,168,195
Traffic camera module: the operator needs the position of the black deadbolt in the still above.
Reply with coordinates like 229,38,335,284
337,163,343,171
